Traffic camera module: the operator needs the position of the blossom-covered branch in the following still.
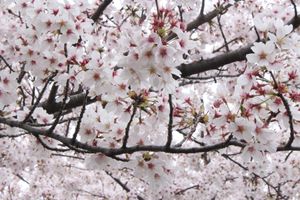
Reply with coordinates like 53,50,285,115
1,117,300,156
178,13,300,78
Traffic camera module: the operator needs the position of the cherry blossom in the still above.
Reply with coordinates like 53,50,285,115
268,19,293,49
246,41,276,66
1,0,300,199
229,117,255,141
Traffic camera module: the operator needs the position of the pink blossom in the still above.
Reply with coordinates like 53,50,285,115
246,41,275,65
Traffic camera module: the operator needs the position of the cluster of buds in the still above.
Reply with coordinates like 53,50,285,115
151,8,185,39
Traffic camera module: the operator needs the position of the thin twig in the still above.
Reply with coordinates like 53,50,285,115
0,55,15,72
291,0,298,18
0,133,26,138
23,74,56,123
27,117,79,127
166,94,173,148
270,72,294,147
175,184,199,195
213,37,242,53
221,154,285,198
174,113,202,147
47,80,69,134
252,13,261,41
217,14,229,52
51,153,84,160
35,135,70,152
155,0,161,18
71,90,88,144
177,6,183,22
284,150,293,162
122,102,138,148
200,0,205,16
76,189,105,198
14,173,30,185
105,171,145,200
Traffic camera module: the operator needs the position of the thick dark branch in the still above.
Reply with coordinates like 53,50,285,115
47,80,69,134
168,4,231,40
1,117,300,156
187,3,231,32
178,44,252,77
287,13,300,28
40,92,97,114
35,13,300,115
178,14,300,77
91,0,113,22
47,83,59,106
0,117,242,155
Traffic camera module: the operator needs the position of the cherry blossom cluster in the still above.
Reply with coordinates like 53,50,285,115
1,0,300,199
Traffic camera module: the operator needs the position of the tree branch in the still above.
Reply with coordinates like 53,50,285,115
0,55,14,72
186,3,231,32
200,0,205,16
165,94,173,148
217,14,229,52
290,0,297,18
221,154,287,199
175,184,199,195
168,3,231,40
178,44,252,77
23,74,56,123
105,171,145,200
47,80,69,134
1,117,300,156
71,91,88,144
32,14,300,115
122,102,138,148
270,72,294,147
91,0,113,22
40,92,97,114
178,14,300,78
